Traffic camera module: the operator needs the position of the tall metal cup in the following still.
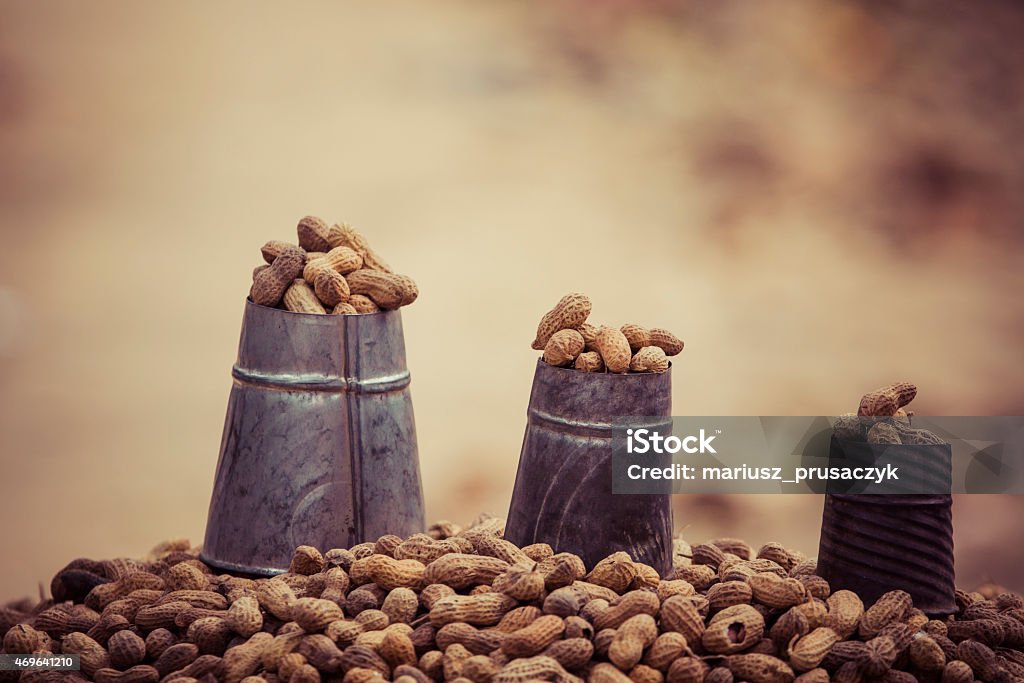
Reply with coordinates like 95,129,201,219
505,360,674,575
201,300,425,575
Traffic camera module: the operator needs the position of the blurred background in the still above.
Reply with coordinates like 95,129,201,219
1,0,1022,601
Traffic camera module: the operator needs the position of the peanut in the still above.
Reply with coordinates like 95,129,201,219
297,216,332,252
304,246,364,282
574,351,605,373
543,638,594,670
313,271,350,307
587,553,639,593
703,605,765,654
349,294,381,314
261,240,299,264
577,323,600,351
326,224,392,273
620,325,652,352
327,301,357,315
429,593,516,627
787,627,840,672
543,329,586,367
364,555,426,590
423,554,509,589
501,615,565,658
867,421,902,444
747,573,807,609
859,382,917,417
108,629,147,669
629,347,669,374
382,587,420,624
660,595,706,645
225,596,263,638
859,590,912,638
62,632,110,675
346,270,409,310
667,657,709,683
643,632,688,672
251,246,306,307
531,293,593,350
292,598,344,633
283,279,326,314
594,326,632,373
609,614,658,669
725,655,794,683
648,329,684,356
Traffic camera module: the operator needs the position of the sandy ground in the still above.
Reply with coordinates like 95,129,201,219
1,1,1022,601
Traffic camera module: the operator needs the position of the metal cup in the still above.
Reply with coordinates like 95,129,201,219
816,435,956,616
505,360,674,575
201,300,425,575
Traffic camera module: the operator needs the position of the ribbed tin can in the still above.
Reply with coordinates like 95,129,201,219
505,360,674,576
201,300,425,575
817,436,956,616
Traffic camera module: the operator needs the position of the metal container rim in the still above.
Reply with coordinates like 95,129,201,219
533,357,673,376
245,297,394,319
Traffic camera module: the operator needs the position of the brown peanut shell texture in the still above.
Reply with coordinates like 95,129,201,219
347,269,406,310
649,328,684,356
313,270,351,308
333,302,359,315
349,294,380,314
283,279,327,315
8,521,1024,683
630,346,669,374
531,293,592,350
260,240,296,264
327,223,393,273
859,382,917,417
594,326,632,373
575,351,605,373
543,329,586,367
250,247,305,307
304,246,364,282
297,216,332,252
620,324,651,352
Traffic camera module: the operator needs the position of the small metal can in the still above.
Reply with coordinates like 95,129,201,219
817,436,956,616
505,360,674,575
201,300,424,575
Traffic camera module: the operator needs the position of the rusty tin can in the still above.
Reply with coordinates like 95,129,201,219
505,360,674,575
201,300,425,575
817,435,956,616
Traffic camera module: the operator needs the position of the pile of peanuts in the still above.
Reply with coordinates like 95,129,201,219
532,294,684,374
833,383,945,446
4,517,1022,683
250,217,418,315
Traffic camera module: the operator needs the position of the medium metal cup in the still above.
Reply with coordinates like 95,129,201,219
505,360,674,575
201,300,425,575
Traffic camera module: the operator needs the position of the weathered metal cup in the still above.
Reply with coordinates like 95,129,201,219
817,435,956,616
201,300,425,575
505,360,674,575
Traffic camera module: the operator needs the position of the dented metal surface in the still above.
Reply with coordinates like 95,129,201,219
201,300,424,575
505,359,675,575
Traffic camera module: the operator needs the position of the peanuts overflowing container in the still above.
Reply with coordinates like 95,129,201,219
2,221,1021,683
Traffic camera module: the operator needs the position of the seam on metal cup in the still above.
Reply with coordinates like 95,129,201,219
231,366,412,393
529,408,672,436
